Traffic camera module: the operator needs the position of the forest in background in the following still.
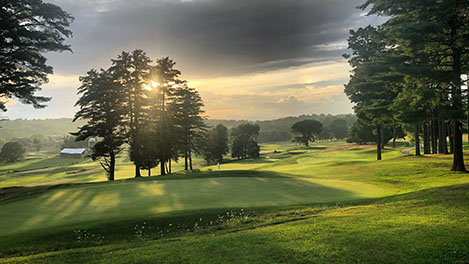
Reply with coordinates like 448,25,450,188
0,113,355,146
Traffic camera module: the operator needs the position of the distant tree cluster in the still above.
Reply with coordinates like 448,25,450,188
231,124,260,160
73,50,206,180
291,120,322,147
206,114,356,143
0,142,25,163
345,0,469,171
199,124,229,165
290,118,352,147
61,135,88,149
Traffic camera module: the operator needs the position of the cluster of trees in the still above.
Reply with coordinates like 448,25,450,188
199,124,229,165
291,120,322,147
206,114,355,143
198,123,261,164
73,50,206,180
231,124,260,160
345,0,469,171
347,120,405,147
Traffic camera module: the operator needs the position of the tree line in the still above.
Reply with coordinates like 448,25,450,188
206,114,355,143
344,0,469,171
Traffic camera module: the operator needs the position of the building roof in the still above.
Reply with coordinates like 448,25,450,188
60,148,87,155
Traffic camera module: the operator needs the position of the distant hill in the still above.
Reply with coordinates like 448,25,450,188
0,114,356,143
0,118,87,141
206,114,356,143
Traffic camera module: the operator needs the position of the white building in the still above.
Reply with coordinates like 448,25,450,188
60,148,89,159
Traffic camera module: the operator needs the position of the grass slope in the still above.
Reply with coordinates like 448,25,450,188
0,141,468,263
2,184,468,264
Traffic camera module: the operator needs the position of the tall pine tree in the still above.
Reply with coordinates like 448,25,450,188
73,69,125,181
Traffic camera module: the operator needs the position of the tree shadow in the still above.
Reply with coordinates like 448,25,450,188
5,184,468,263
0,170,365,244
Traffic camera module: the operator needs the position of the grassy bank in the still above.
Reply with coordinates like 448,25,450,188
0,141,468,263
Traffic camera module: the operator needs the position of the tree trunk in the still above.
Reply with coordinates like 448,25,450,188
189,150,193,170
148,169,151,177
452,121,466,171
438,107,449,154
160,160,166,176
169,159,172,174
431,110,438,154
380,128,385,150
392,126,397,148
448,122,454,154
109,151,115,181
415,121,421,156
184,151,188,171
449,44,466,171
423,121,430,154
377,125,382,161
135,165,141,178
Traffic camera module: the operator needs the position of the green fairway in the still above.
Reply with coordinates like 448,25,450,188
0,152,208,188
1,141,469,263
0,173,387,237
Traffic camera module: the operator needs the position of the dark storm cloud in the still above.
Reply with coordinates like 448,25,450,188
45,0,382,77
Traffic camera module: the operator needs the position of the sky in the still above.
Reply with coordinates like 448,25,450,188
5,0,384,121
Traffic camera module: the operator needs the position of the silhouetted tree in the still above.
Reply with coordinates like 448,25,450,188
0,0,73,112
73,69,125,181
151,57,183,175
109,50,152,178
231,124,260,159
199,124,229,165
171,85,206,170
344,26,402,160
361,0,469,170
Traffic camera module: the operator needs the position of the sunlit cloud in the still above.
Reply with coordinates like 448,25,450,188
196,60,352,120
45,74,80,89
192,60,350,95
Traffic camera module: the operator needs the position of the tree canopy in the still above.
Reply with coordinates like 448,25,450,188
0,0,73,111
0,141,26,163
291,120,323,147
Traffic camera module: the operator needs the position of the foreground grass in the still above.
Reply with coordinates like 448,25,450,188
1,141,469,262
2,184,468,263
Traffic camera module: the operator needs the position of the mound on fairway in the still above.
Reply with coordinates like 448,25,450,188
0,170,387,237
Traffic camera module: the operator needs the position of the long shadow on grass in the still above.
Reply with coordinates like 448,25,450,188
0,170,363,242
3,184,469,261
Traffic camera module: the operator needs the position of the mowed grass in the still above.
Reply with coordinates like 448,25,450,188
2,184,469,264
0,152,208,188
1,141,469,263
